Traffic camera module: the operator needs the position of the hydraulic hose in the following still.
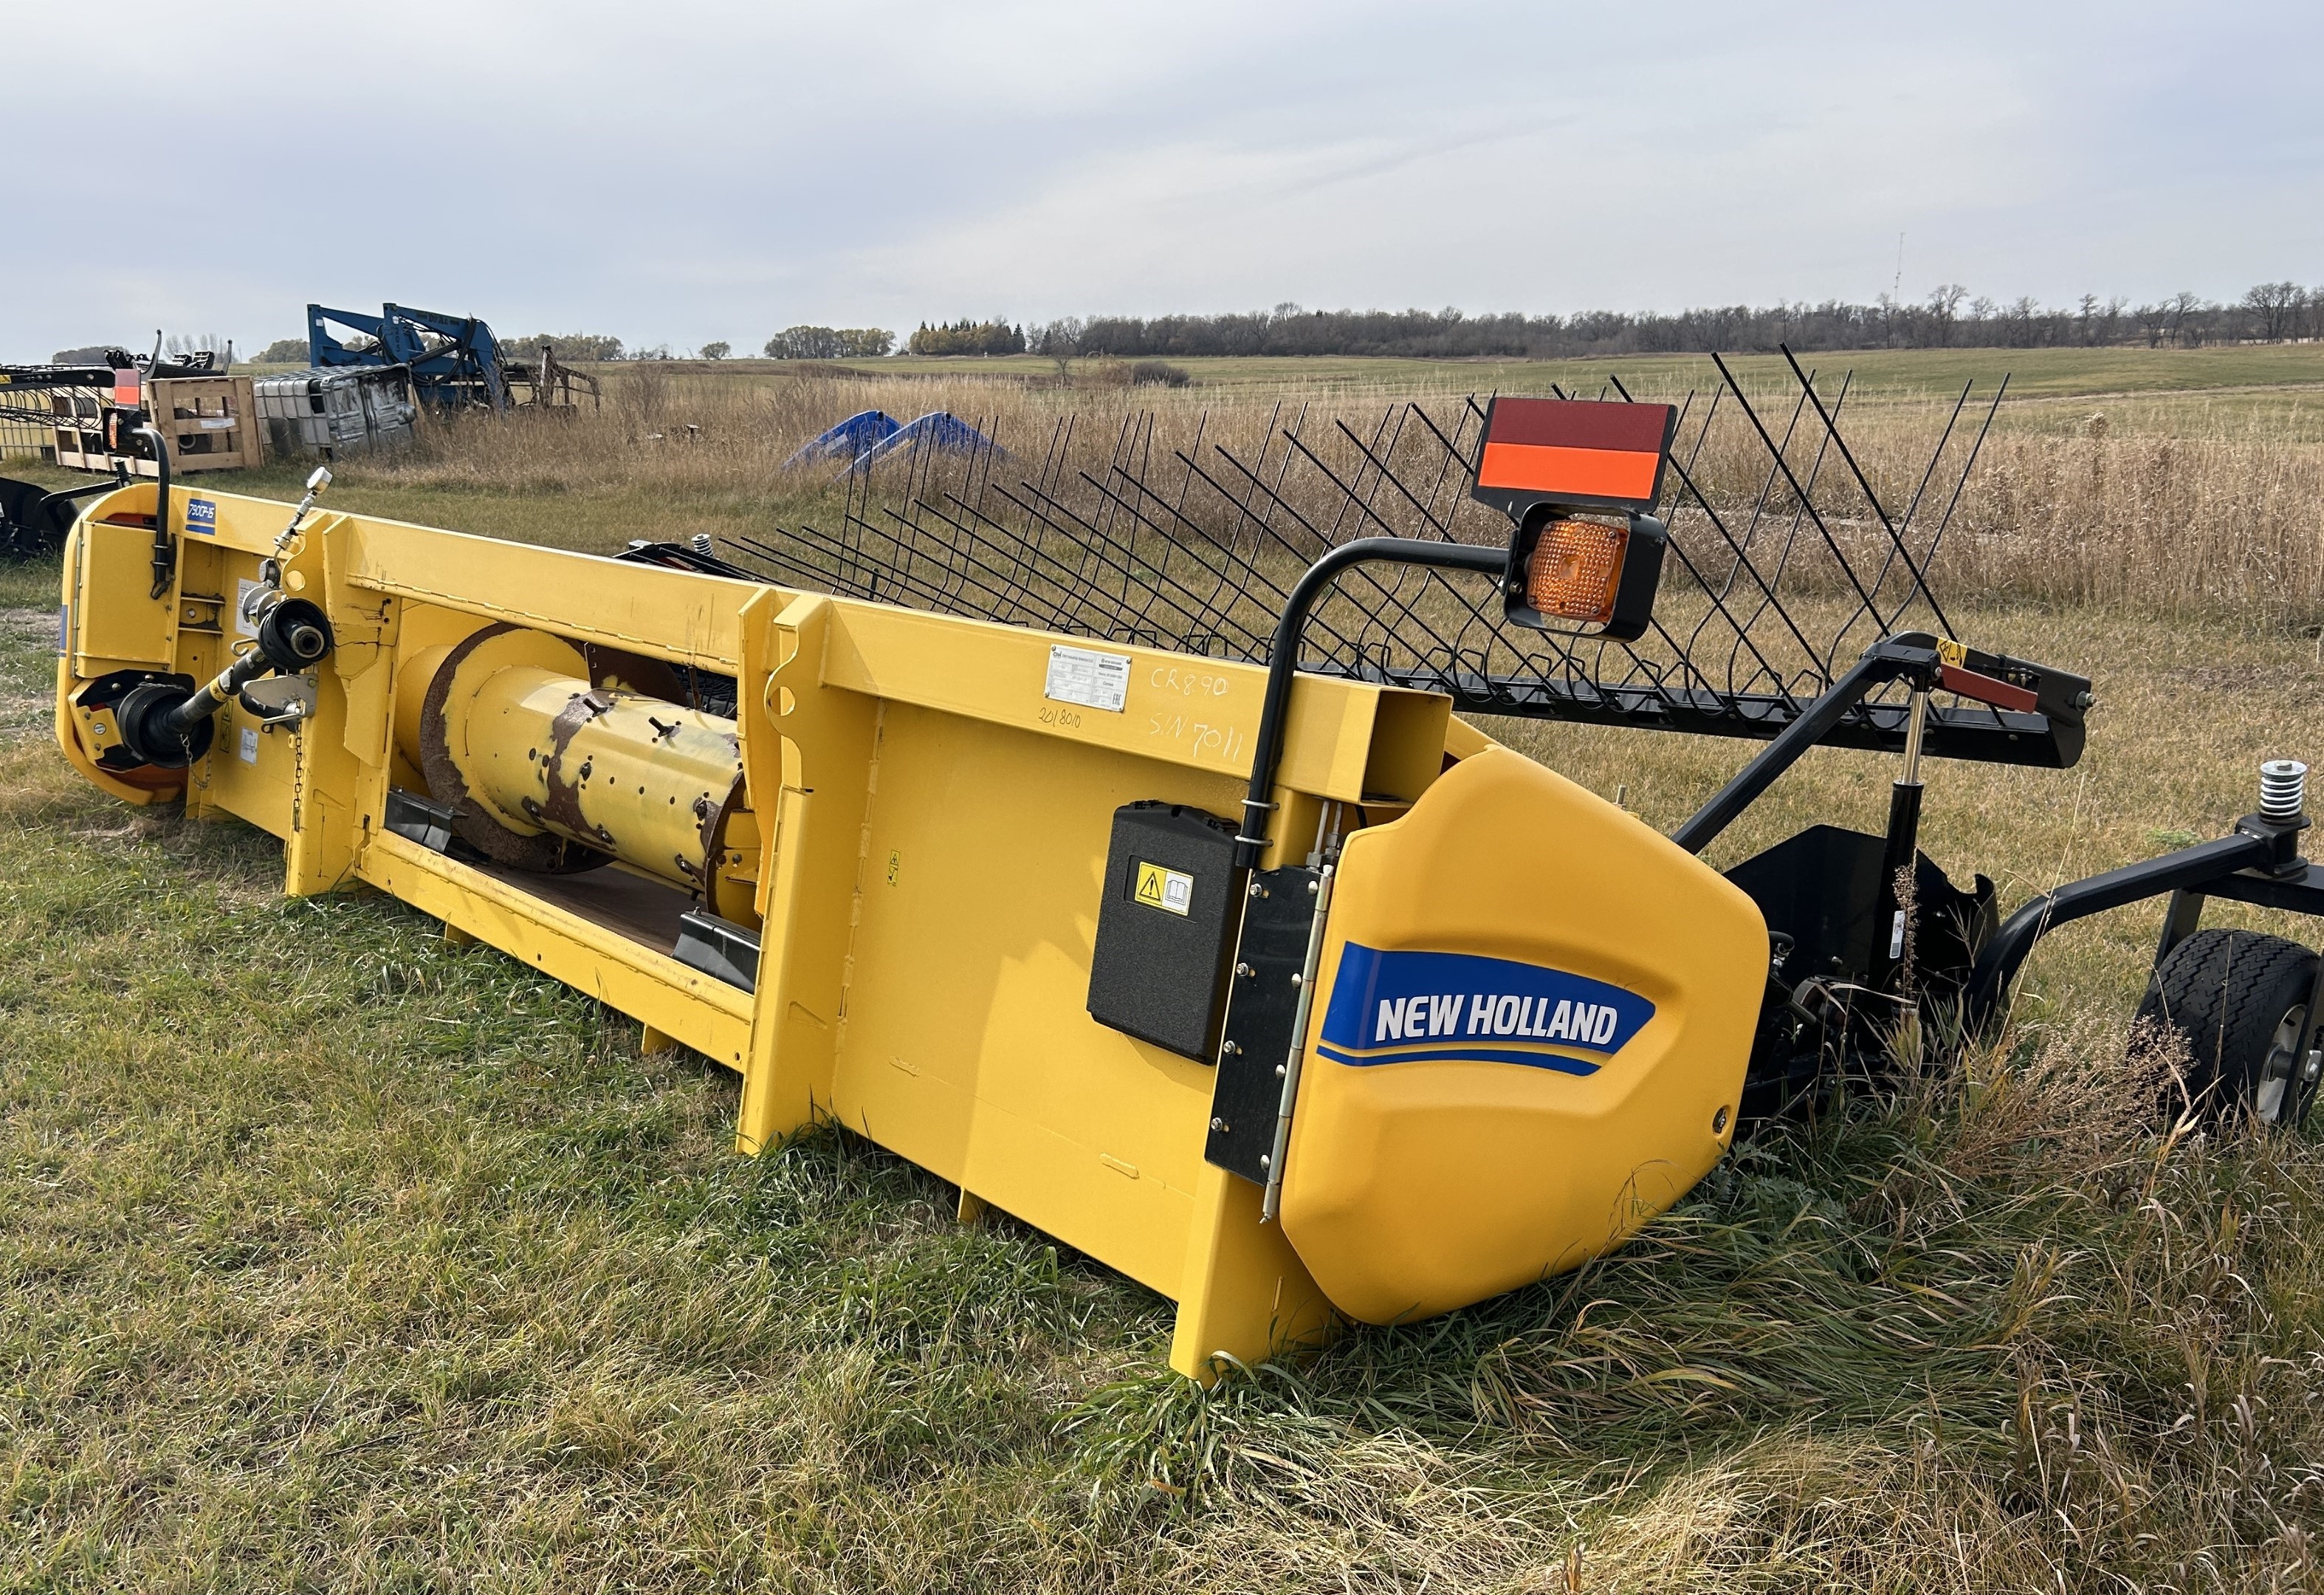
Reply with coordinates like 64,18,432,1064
1235,538,1508,869
137,424,173,599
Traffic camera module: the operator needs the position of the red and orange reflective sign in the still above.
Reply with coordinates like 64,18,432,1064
1471,397,1676,515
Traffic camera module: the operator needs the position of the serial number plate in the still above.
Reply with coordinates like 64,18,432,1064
1044,645,1130,713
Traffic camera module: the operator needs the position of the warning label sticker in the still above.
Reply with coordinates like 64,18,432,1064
1133,860,1194,916
238,726,259,764
1044,644,1130,713
234,577,266,637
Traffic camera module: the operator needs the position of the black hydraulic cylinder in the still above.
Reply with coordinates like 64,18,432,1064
1873,778,1925,988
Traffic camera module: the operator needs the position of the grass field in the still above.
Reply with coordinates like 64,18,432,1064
211,342,2324,425
5,349,2324,1590
24,340,2308,630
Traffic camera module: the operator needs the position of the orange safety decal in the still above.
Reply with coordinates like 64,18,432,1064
1477,442,1661,502
1939,662,2038,713
1471,397,1676,513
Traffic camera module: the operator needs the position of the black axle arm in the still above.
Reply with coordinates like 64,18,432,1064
1962,820,2321,1035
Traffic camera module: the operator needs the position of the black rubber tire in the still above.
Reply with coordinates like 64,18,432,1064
2134,928,2319,1128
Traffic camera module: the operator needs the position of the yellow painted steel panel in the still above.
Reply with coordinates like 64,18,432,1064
1168,1159,1334,1378
819,602,1444,804
362,831,753,1068
70,517,173,671
340,520,752,672
197,701,298,839
734,592,873,1153
829,702,1246,1295
1279,747,1767,1324
845,1058,1195,1297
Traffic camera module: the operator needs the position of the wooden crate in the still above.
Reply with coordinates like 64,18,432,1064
55,374,266,475
49,388,112,472
144,374,264,473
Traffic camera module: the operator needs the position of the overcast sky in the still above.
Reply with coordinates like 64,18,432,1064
7,0,2319,359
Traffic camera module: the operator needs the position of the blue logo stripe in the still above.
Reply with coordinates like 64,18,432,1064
1316,942,1654,1071
1316,1043,1599,1075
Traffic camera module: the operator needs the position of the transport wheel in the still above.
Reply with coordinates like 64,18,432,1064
2134,929,2320,1128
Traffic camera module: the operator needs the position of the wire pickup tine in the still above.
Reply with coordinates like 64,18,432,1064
726,370,2018,761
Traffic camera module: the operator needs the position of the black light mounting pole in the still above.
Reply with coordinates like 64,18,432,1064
1235,537,1509,870
137,423,173,599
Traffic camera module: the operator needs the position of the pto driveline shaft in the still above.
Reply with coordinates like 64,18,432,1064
162,648,275,740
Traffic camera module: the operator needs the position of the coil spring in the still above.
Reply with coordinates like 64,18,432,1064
2261,758,2308,821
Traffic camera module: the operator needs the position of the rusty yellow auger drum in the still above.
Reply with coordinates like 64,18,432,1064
397,623,760,920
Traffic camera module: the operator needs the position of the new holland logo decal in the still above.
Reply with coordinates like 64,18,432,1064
1316,944,1654,1075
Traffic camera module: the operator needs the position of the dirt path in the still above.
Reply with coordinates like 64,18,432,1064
2005,378,2324,408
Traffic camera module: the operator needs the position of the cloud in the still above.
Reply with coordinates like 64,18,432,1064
1,0,2316,357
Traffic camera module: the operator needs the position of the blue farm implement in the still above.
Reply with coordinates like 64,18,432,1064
306,305,599,415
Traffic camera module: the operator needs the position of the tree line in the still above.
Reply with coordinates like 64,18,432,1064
907,320,1026,356
246,278,2318,370
1022,284,2324,360
762,326,895,360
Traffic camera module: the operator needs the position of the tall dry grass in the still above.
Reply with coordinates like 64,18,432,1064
11,365,2324,1588
1953,427,2324,621
367,367,2324,631
1065,1013,2324,1591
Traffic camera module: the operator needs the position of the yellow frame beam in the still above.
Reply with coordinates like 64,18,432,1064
52,487,1475,1381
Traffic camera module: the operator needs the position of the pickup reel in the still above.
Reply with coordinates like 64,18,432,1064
721,350,2319,1131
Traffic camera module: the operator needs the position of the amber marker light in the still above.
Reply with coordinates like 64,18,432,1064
1470,395,1677,643
1525,516,1628,626
1501,504,1666,642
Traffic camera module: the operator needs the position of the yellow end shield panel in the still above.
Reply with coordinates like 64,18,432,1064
1279,747,1768,1325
